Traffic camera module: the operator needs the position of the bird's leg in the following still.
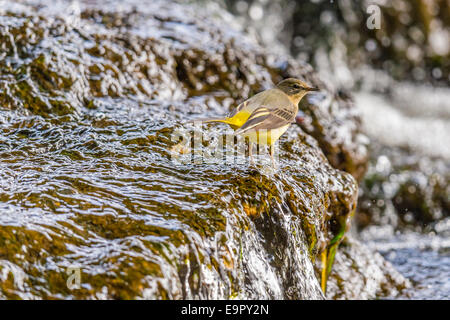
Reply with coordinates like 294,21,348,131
269,144,276,168
249,142,255,165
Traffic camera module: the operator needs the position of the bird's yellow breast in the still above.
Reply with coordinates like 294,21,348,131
242,124,290,145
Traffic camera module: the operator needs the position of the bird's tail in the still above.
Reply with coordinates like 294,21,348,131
187,117,229,125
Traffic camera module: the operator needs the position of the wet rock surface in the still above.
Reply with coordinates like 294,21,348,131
0,0,405,299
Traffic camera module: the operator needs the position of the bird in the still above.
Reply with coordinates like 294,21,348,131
191,78,319,166
190,79,342,294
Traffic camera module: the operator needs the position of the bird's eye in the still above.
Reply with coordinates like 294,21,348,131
293,84,301,89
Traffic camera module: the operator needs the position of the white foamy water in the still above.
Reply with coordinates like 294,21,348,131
354,85,450,160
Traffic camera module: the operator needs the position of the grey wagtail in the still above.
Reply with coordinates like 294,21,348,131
192,78,319,166
190,78,341,294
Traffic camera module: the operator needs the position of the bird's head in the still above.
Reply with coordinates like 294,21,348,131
276,78,319,105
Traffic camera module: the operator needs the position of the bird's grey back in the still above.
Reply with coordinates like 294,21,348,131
247,88,296,112
227,88,296,119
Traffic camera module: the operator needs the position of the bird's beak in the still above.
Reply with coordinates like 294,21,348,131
306,87,319,92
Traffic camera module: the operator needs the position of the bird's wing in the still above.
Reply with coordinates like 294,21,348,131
234,105,296,135
226,88,276,118
226,99,249,118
